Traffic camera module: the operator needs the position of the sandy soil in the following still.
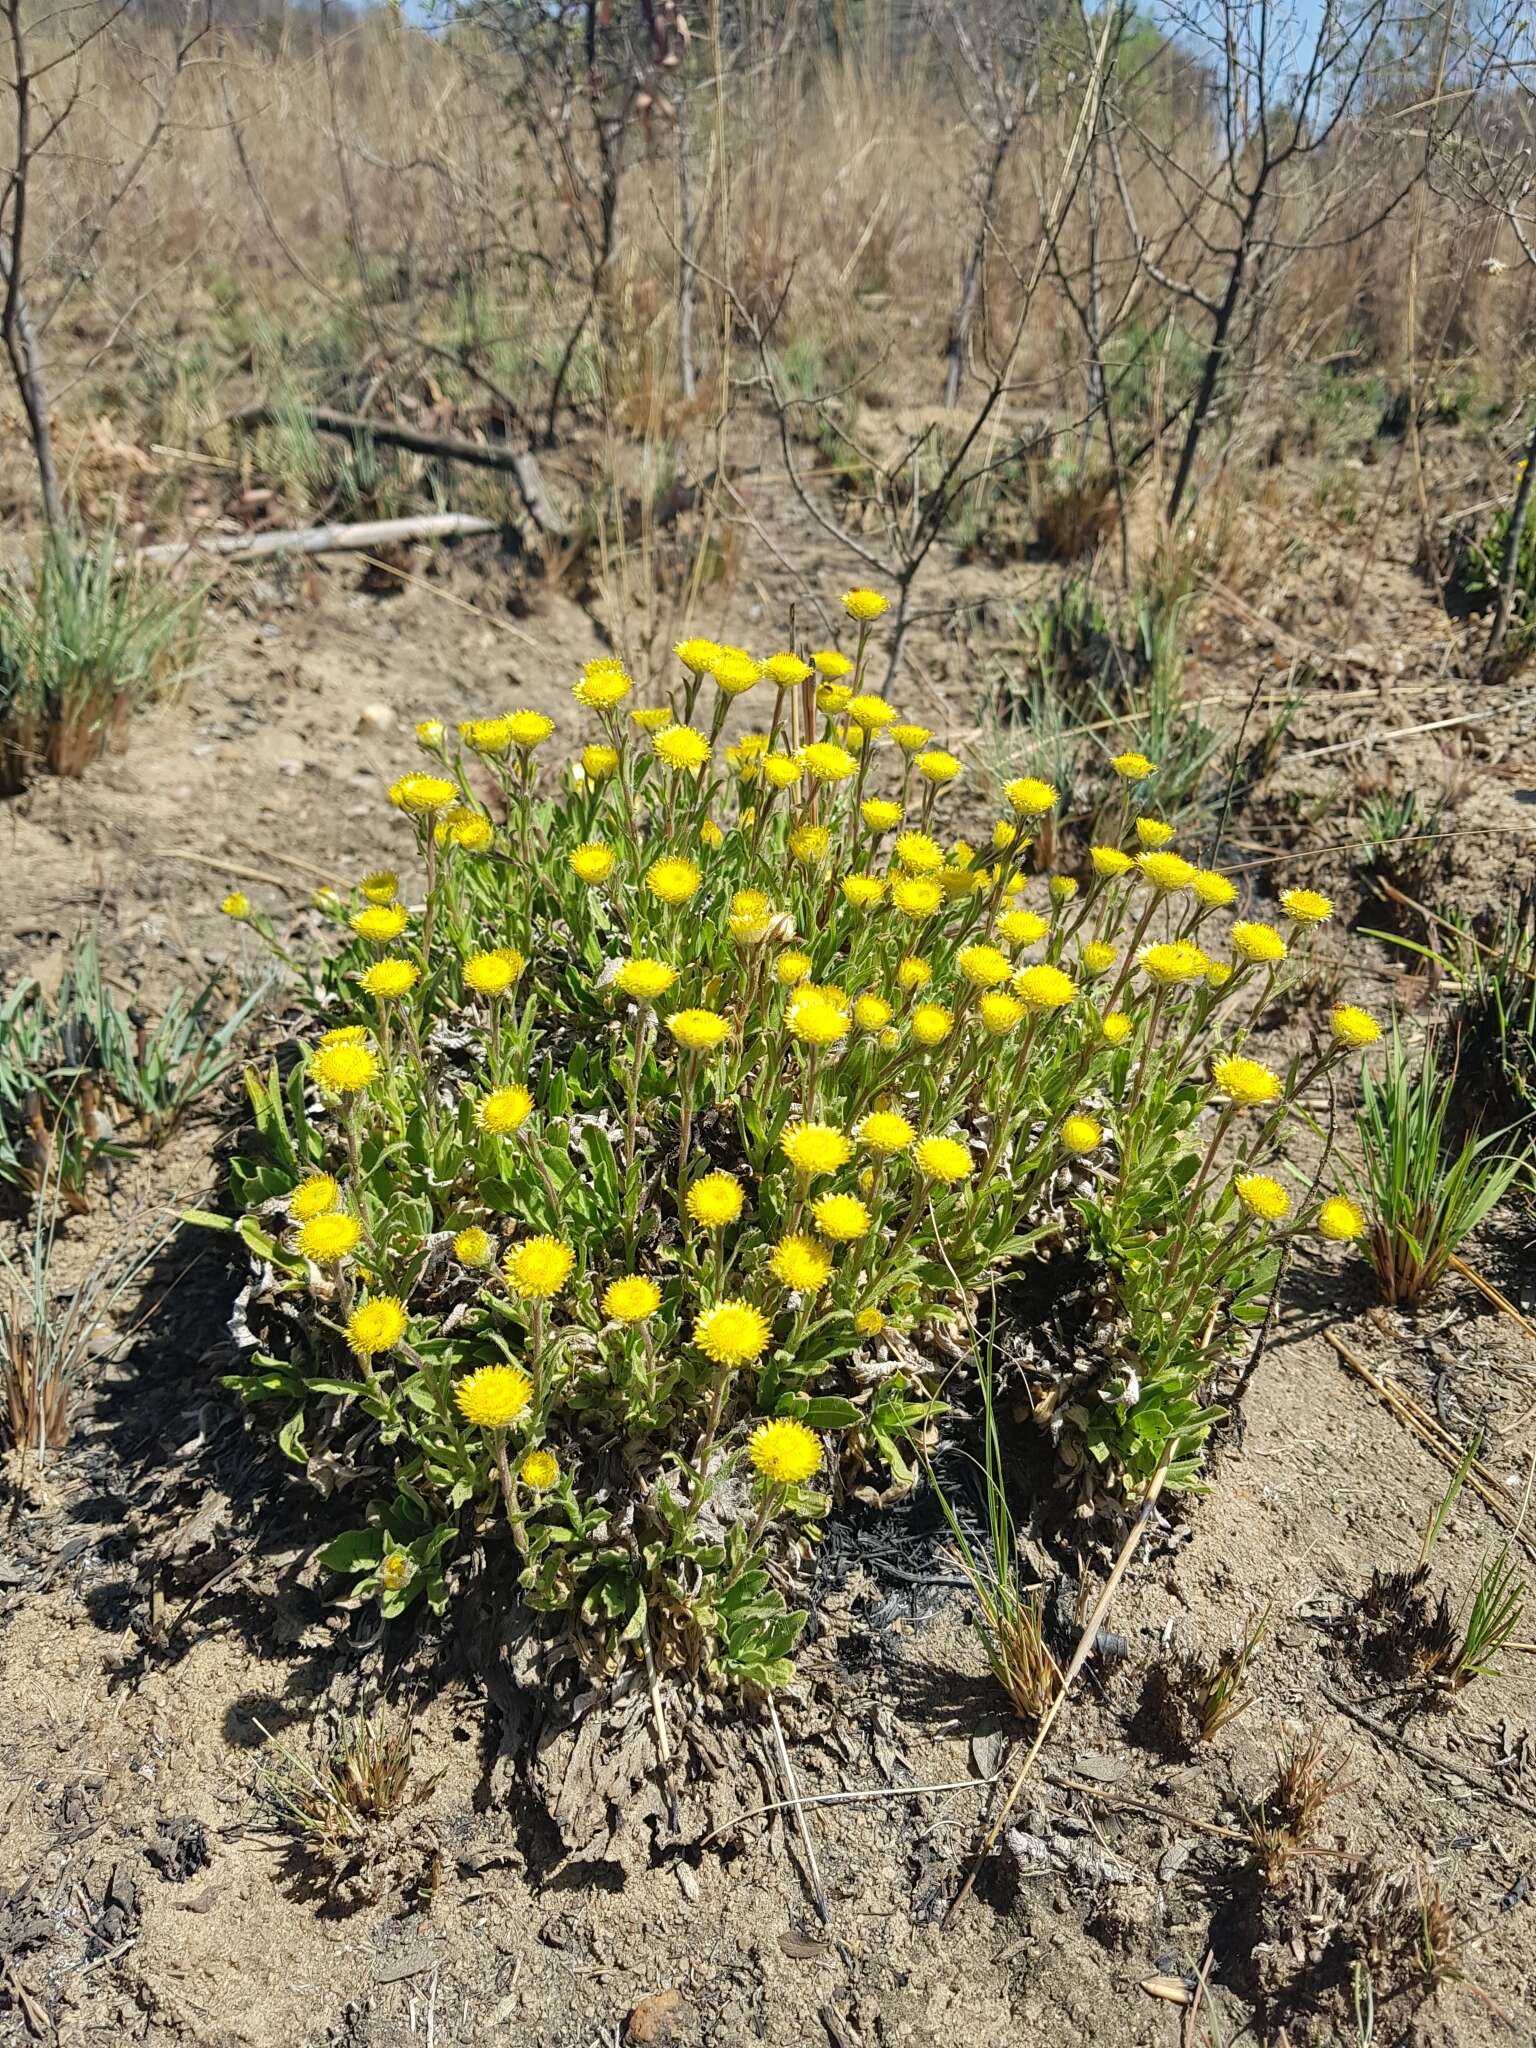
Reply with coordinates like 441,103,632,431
4,478,1536,2047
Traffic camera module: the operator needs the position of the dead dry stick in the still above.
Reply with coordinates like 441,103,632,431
138,513,498,568
227,404,569,536
942,1438,1176,1925
768,1696,829,1926
154,848,304,895
1448,1254,1536,1351
1319,1686,1536,1824
1325,1331,1536,1564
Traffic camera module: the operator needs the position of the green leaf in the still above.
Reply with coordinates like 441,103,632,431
320,1527,384,1574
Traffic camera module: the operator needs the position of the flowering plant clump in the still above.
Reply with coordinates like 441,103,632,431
221,595,1368,1693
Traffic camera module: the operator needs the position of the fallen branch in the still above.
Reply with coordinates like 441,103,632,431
138,512,497,567
228,404,569,536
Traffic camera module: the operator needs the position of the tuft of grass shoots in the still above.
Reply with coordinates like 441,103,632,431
1356,1029,1527,1306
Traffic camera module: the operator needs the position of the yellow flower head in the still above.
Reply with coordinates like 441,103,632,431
454,1225,494,1268
1136,818,1175,850
788,822,831,866
978,991,1025,1035
914,1134,973,1183
914,749,961,785
221,891,251,920
706,646,763,695
614,957,677,1003
1004,776,1058,818
1110,751,1155,781
912,1003,954,1047
1136,850,1197,893
360,870,398,906
667,1007,731,1054
573,663,631,710
787,992,851,1049
1211,1054,1282,1108
781,1121,852,1177
891,874,944,919
455,1363,533,1429
800,741,858,784
603,1274,661,1324
506,710,554,749
819,685,854,716
653,724,712,772
447,810,494,854
459,715,514,756
290,1173,340,1221
1013,963,1078,1011
763,651,813,687
571,841,616,885
582,743,620,782
312,1042,380,1095
296,1211,362,1264
896,955,933,991
1331,1004,1381,1048
841,874,886,911
858,1110,914,1156
633,706,674,733
861,798,903,833
1318,1194,1366,1242
686,1170,746,1229
520,1447,560,1490
415,719,445,749
360,957,419,1001
693,1298,771,1368
776,951,813,988
999,909,1049,949
813,1192,871,1242
460,951,513,997
699,819,724,850
347,1296,408,1357
1206,959,1233,989
759,754,800,793
352,903,409,943
853,993,893,1032
1281,888,1333,925
504,1236,575,1300
749,1417,823,1486
1049,876,1078,906
1090,846,1134,879
892,831,942,875
1235,1173,1290,1222
1101,1010,1134,1045
847,693,895,731
1192,869,1237,909
477,1084,534,1136
646,855,703,907
842,587,889,622
1062,1114,1102,1155
813,650,853,679
1081,941,1116,976
1138,940,1209,987
1231,921,1288,966
890,723,932,754
378,1550,413,1593
674,636,721,675
771,1234,833,1293
957,943,1011,990
390,772,458,816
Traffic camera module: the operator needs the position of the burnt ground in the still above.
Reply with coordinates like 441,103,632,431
3,447,1536,2047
